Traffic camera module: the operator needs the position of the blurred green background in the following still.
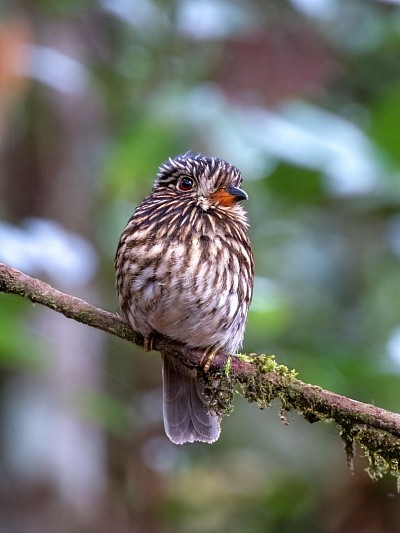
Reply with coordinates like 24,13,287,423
1,0,400,531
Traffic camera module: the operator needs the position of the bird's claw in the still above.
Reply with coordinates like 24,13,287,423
144,332,157,352
200,346,219,372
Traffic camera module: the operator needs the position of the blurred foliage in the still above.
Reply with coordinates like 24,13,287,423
1,0,400,532
0,294,43,368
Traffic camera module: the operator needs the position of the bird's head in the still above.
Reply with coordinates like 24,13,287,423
154,152,248,212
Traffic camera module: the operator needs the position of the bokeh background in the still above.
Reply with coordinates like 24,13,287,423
1,0,400,531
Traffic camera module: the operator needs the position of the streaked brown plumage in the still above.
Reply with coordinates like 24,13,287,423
115,152,254,444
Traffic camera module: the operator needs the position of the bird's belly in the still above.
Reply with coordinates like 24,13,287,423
125,236,248,354
127,277,245,354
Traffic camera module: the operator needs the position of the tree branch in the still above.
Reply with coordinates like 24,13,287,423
1,262,399,483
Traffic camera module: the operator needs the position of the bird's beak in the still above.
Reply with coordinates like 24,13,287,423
210,185,248,207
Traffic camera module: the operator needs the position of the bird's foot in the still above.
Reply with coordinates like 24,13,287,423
200,346,219,372
144,332,158,352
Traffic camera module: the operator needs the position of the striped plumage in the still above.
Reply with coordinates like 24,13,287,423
115,152,254,444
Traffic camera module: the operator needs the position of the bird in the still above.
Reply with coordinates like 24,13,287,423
115,152,254,444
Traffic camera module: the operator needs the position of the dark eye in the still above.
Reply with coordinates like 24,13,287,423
177,176,194,192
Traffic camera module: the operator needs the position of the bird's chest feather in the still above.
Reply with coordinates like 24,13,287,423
124,211,249,348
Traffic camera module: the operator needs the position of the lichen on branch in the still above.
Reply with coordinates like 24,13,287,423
1,261,400,486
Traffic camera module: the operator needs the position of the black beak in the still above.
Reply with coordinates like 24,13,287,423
226,184,248,202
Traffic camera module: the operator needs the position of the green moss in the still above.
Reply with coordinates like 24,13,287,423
237,354,298,410
234,353,400,489
352,425,400,488
202,353,299,416
224,355,232,377
338,424,356,472
253,354,298,380
203,366,235,417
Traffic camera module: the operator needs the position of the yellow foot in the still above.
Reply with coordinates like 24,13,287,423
200,346,219,372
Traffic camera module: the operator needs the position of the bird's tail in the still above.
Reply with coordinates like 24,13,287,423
162,355,221,444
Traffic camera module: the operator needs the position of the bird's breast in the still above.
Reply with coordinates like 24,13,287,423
119,199,252,351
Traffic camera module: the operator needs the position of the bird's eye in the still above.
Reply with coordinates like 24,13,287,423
177,176,194,192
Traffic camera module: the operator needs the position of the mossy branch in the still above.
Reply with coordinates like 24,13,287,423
1,262,399,485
